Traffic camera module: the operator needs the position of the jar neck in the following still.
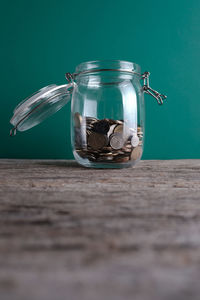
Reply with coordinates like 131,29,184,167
75,60,141,75
74,60,141,85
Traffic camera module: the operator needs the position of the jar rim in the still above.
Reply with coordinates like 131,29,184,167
75,60,141,75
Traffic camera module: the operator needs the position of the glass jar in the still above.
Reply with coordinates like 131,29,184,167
10,60,166,169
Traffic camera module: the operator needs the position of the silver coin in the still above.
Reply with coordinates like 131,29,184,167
131,135,139,147
116,120,123,125
107,124,117,137
107,119,123,125
110,133,124,150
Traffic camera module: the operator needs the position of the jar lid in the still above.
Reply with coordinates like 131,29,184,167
10,83,73,136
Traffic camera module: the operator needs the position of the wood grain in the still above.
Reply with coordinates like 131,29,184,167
0,159,200,300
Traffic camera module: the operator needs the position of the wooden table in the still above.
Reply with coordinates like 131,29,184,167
0,159,200,300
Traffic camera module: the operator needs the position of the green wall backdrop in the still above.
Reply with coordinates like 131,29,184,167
1,0,200,159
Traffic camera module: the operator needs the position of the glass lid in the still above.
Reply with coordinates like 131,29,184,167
10,83,73,136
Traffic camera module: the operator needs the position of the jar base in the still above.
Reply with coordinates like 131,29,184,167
73,151,140,169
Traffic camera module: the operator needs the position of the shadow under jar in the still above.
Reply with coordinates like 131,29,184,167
10,60,166,169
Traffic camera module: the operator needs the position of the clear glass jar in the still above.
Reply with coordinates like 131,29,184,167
71,60,144,168
10,60,166,169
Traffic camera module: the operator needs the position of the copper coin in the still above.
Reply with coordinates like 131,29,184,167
86,116,98,122
99,152,113,156
92,119,110,134
74,112,82,128
114,124,130,138
130,146,142,161
101,146,113,152
88,132,108,150
114,156,130,163
113,124,123,133
122,147,132,153
97,155,114,161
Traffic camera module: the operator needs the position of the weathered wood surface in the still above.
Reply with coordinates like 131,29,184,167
0,159,200,300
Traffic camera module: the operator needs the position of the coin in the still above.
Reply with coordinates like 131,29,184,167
88,132,108,150
110,133,124,150
74,116,143,164
86,116,98,123
121,147,132,153
101,146,113,152
114,123,130,139
139,140,143,146
113,124,123,133
130,146,142,160
84,125,94,132
122,141,132,148
107,119,123,125
74,128,82,147
76,149,86,158
87,150,99,155
104,118,113,123
130,127,137,136
85,153,97,161
74,112,82,128
86,129,91,136
126,143,132,148
107,124,117,138
116,120,123,125
97,156,114,161
99,152,113,156
114,156,130,163
138,132,143,137
131,135,139,147
113,150,125,155
92,119,110,134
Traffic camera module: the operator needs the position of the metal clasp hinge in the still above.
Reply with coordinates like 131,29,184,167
10,127,17,137
65,72,75,83
141,71,167,105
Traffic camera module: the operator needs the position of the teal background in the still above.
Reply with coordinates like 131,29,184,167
1,0,200,159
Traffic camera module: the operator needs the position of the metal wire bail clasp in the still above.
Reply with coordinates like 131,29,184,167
10,127,17,137
65,72,75,83
141,71,167,105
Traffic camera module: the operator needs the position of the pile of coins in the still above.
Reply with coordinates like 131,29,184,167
74,112,143,163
